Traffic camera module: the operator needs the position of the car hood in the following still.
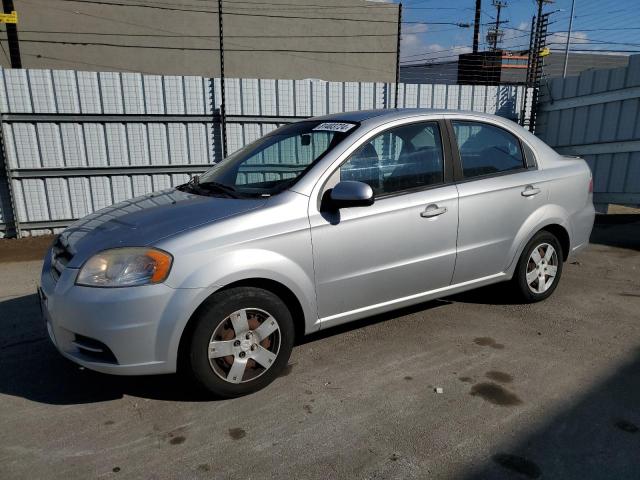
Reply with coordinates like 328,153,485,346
58,189,267,268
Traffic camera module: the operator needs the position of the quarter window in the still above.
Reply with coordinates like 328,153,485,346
452,121,525,178
340,122,444,196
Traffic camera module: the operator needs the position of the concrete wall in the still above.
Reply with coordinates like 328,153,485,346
0,0,399,82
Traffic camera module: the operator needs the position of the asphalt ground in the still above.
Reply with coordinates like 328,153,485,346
0,216,639,479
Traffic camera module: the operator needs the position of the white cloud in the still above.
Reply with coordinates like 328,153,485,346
400,24,430,60
401,38,472,65
404,23,429,35
502,22,530,45
547,30,589,48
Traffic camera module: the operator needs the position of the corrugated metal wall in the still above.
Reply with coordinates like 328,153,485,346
536,54,640,209
0,67,527,237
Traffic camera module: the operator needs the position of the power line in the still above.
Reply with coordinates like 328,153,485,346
23,52,159,73
210,0,399,7
560,27,640,32
549,48,640,53
547,31,640,49
17,30,399,39
56,0,469,25
0,36,10,64
22,0,198,35
403,21,472,26
399,40,533,64
59,0,216,13
27,48,399,76
16,39,398,53
548,38,640,49
58,0,401,22
399,31,532,61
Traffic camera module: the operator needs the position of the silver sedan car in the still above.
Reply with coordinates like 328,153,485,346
40,109,595,397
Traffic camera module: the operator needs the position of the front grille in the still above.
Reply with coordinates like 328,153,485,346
51,236,74,281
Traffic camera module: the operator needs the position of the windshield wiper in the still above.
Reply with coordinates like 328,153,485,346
196,181,241,198
178,176,239,198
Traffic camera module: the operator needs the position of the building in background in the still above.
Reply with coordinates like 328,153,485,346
0,0,399,82
401,51,630,85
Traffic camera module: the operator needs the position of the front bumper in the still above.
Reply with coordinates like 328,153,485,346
40,250,208,375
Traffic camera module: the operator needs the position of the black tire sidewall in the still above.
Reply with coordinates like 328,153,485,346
189,287,294,398
515,231,564,302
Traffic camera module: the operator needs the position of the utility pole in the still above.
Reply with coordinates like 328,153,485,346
523,0,553,132
488,1,507,51
2,0,20,68
562,0,576,78
472,0,481,53
535,0,546,33
394,2,402,108
531,0,553,84
217,0,227,158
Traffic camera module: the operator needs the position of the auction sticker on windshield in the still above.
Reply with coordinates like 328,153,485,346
313,122,356,133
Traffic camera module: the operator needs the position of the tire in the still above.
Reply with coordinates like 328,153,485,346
513,230,564,303
188,286,295,398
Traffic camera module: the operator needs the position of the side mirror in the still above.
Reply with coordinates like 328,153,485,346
325,181,374,210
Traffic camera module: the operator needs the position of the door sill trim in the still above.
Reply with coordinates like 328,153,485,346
316,272,508,329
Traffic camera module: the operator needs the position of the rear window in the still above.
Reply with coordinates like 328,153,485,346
452,121,525,178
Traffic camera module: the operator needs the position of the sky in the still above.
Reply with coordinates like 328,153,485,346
389,0,640,65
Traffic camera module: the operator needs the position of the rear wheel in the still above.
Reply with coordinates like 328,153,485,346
188,287,294,398
513,231,563,303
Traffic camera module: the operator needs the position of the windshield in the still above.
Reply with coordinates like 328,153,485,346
188,120,358,197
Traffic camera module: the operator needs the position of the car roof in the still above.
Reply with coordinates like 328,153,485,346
312,108,509,125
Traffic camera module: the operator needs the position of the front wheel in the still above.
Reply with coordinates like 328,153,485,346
188,287,295,398
513,231,564,303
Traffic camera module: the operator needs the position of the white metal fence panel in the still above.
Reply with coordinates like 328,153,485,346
0,67,526,237
536,54,640,208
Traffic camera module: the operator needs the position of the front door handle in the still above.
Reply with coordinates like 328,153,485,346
421,204,447,218
521,185,541,197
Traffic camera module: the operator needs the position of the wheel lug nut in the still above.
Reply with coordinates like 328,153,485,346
233,340,240,347
250,345,256,351
239,351,246,358
246,333,251,340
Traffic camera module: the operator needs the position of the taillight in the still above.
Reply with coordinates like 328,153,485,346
588,177,593,193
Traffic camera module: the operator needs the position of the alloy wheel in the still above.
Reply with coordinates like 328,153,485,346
526,243,559,294
207,308,281,384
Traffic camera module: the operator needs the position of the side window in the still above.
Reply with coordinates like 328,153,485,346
522,141,537,169
452,121,525,179
340,122,444,196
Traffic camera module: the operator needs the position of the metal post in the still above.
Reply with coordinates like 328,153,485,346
562,0,576,78
472,0,482,53
394,2,402,108
0,117,19,237
2,0,21,68
217,0,227,159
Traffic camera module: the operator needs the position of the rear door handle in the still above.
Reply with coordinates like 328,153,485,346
421,204,447,218
521,185,541,197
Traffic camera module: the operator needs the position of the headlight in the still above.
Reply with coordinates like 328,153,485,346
76,248,173,287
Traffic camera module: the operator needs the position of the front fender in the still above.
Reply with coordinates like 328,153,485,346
505,204,572,276
174,247,317,330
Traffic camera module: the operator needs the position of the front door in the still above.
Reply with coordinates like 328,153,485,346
309,120,459,326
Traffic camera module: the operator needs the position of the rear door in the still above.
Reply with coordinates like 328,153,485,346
448,119,546,284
